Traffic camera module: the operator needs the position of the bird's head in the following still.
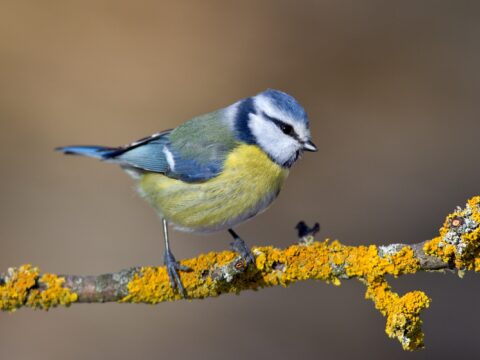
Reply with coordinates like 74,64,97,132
233,89,317,168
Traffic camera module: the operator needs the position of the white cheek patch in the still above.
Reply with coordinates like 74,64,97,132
249,113,301,165
163,146,176,171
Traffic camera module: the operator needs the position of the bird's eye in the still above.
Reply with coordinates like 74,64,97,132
262,112,297,138
279,123,294,136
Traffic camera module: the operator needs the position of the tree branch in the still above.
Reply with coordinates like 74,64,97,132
1,196,479,352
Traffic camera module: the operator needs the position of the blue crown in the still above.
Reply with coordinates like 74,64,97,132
260,89,308,125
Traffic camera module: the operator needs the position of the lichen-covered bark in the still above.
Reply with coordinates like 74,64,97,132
1,196,479,352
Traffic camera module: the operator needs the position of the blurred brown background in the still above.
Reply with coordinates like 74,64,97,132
1,0,479,359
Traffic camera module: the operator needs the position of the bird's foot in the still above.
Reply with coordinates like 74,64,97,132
228,230,255,265
164,250,191,297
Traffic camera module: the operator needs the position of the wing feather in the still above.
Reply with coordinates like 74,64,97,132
112,110,238,182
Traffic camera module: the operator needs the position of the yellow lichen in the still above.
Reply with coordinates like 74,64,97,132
27,274,78,310
0,265,77,311
122,250,238,303
4,197,480,352
424,196,480,270
0,264,39,312
333,244,428,350
365,278,430,351
389,247,420,275
120,240,427,350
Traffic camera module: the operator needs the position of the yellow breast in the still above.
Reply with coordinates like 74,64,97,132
138,144,289,232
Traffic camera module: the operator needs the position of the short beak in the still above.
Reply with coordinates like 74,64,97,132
303,140,318,152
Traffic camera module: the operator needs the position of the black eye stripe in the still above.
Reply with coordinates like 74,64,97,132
262,112,300,140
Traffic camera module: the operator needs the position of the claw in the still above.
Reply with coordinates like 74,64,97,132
164,250,191,297
228,229,255,265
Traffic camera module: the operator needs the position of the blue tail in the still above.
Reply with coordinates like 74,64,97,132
55,145,119,160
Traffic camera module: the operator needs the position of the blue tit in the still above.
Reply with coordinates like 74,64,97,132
57,89,317,295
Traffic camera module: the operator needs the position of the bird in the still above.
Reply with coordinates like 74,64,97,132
56,89,317,296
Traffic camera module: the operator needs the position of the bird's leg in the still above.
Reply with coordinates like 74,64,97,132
228,229,255,265
162,218,190,297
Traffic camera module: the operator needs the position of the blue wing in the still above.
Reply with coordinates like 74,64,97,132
115,130,173,173
58,110,239,183
117,111,238,182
